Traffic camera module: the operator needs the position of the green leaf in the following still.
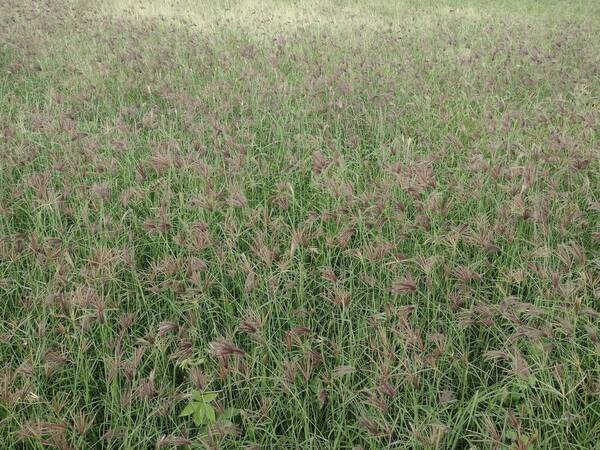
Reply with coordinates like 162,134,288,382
193,404,205,426
200,392,218,403
221,407,241,420
309,377,322,394
205,405,216,424
192,390,218,403
180,403,197,417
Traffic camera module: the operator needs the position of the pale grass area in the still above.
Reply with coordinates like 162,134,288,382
104,0,482,34
103,0,594,31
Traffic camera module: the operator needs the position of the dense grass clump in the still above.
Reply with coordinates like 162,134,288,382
1,0,599,448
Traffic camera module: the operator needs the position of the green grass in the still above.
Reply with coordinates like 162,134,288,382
1,0,599,448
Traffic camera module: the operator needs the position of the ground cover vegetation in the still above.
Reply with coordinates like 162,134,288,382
0,0,599,448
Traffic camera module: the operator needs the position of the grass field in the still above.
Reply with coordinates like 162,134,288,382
1,0,599,448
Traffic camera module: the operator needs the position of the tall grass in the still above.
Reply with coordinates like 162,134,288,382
0,0,599,448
